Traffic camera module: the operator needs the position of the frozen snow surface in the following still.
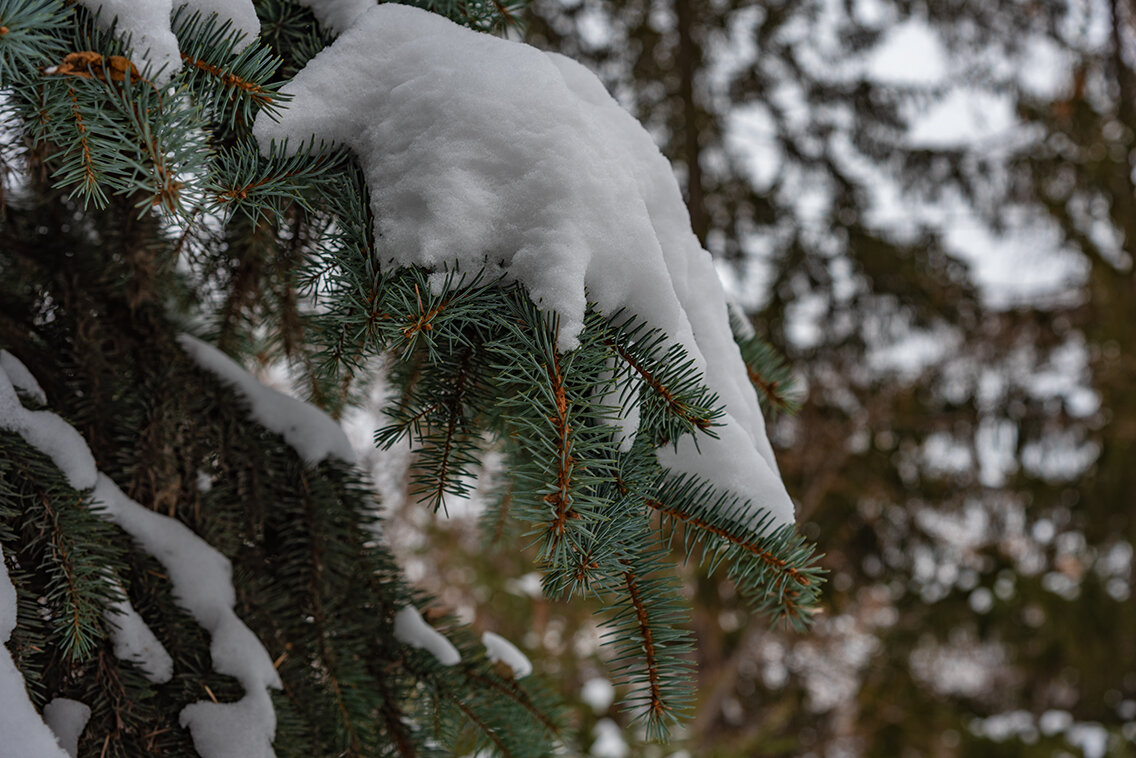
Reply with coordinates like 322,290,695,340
178,335,355,466
0,350,46,404
295,0,374,34
93,475,282,758
0,364,97,490
76,0,259,85
254,4,795,527
481,631,532,677
393,606,460,666
105,593,174,683
43,698,91,758
0,546,71,758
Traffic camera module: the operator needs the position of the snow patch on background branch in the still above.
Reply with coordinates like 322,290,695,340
0,544,71,758
94,476,282,758
43,699,91,758
0,350,47,404
178,335,355,466
0,361,96,490
482,631,532,678
252,4,795,527
393,606,460,666
105,591,174,684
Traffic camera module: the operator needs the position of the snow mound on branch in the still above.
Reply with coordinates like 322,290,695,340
482,631,532,677
178,335,355,466
0,363,96,490
393,606,460,666
1,545,71,758
0,350,47,404
253,4,795,527
43,698,91,758
105,592,174,684
94,475,282,758
76,0,260,85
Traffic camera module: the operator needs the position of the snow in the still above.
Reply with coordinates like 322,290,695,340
0,351,46,404
0,364,97,490
253,4,794,528
0,546,71,758
481,631,532,678
580,677,615,713
590,718,628,758
43,699,91,758
294,0,373,34
393,606,460,666
93,475,281,758
105,593,174,683
178,335,354,466
76,0,260,85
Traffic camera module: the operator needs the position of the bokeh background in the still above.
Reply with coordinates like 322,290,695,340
353,1,1136,756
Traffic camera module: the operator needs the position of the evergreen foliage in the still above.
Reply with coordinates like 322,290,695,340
0,0,822,755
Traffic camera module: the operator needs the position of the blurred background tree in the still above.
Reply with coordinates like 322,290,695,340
366,1,1134,756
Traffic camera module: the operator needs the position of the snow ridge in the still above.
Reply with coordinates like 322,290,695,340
178,335,355,466
0,543,71,758
252,4,795,527
393,606,460,666
1,359,281,758
482,631,532,678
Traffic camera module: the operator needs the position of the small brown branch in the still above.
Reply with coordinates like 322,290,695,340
645,499,810,586
610,342,711,429
543,350,576,539
180,53,274,104
466,670,559,735
453,699,512,758
622,565,665,717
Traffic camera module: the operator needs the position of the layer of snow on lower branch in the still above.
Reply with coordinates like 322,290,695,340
481,631,532,678
178,335,354,466
0,350,47,404
105,592,174,684
43,698,91,758
393,606,460,666
253,4,795,527
76,0,260,85
94,475,282,758
0,545,71,758
0,363,96,490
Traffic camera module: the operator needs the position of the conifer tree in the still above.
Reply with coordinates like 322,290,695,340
0,1,823,755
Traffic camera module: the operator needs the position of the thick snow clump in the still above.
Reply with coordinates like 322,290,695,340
254,5,795,527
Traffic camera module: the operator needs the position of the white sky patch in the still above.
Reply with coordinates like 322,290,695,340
94,476,281,758
75,0,259,85
393,606,460,666
866,19,947,85
254,4,795,528
481,631,532,678
725,105,780,192
0,350,47,404
907,89,1018,149
178,335,354,466
1,544,72,758
43,699,91,758
0,365,97,491
105,593,174,684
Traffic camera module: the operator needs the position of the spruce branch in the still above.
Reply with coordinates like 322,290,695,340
648,474,826,630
